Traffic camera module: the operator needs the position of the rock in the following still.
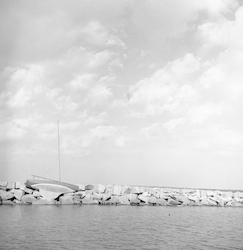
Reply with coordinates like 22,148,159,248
138,194,150,203
124,187,132,194
33,198,55,205
128,193,137,201
82,200,98,205
105,185,114,194
85,189,93,195
59,196,74,205
148,196,158,205
2,200,15,205
32,191,42,198
113,185,122,195
78,184,85,191
176,195,190,205
82,193,92,201
109,196,121,204
167,198,181,206
15,182,25,190
130,198,141,205
206,198,217,206
6,182,15,190
24,187,34,194
117,195,130,205
102,193,112,201
200,190,207,198
13,189,24,201
0,182,7,189
206,191,214,197
121,186,129,194
162,187,172,193
187,196,200,203
21,194,37,204
131,186,141,194
73,191,85,198
92,193,103,200
97,184,106,193
85,184,94,190
157,198,167,206
0,190,15,200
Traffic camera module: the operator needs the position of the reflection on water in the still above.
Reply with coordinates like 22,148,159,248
1,205,243,250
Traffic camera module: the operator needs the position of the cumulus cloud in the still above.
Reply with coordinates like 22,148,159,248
81,21,126,49
85,84,112,105
127,54,200,116
5,65,44,108
84,112,107,125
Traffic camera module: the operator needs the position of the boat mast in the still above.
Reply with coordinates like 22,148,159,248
57,120,61,181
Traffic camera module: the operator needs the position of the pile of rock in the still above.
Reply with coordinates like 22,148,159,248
1,181,243,207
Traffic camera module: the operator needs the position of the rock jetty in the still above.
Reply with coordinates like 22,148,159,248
0,181,243,207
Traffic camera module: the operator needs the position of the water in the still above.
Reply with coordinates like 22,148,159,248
0,205,243,250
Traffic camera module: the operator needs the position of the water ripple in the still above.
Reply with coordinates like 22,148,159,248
0,205,243,250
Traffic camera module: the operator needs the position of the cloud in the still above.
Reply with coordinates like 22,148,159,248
188,103,224,124
5,65,44,108
140,123,163,139
85,84,112,105
127,53,200,116
163,118,186,133
84,112,107,125
81,21,126,49
69,74,96,90
197,5,243,51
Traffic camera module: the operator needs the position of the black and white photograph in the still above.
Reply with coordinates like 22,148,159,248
1,1,243,249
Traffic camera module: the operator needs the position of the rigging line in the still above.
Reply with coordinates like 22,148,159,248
57,120,61,181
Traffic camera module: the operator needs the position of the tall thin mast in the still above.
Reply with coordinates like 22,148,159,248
57,120,61,181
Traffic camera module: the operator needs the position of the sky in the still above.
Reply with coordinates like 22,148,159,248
1,0,243,190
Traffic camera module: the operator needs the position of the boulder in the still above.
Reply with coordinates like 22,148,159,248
32,191,42,198
105,185,114,194
24,187,34,194
102,193,112,201
85,184,94,190
131,186,141,194
21,194,37,204
82,200,98,205
15,182,25,190
124,187,132,194
109,196,121,204
0,190,15,200
73,191,85,198
157,198,167,206
176,195,190,205
130,198,141,205
0,182,7,189
33,198,55,205
82,193,92,201
148,196,158,205
138,194,150,203
117,195,130,205
128,193,137,201
206,191,214,197
6,182,15,190
113,185,122,196
13,189,24,201
59,196,74,205
92,193,103,200
167,198,181,206
97,184,106,193
78,184,85,191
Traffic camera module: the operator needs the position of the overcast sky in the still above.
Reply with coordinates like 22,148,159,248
1,0,243,190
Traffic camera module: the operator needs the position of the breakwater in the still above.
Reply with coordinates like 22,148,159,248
0,181,243,206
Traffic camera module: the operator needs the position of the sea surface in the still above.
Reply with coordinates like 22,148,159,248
0,205,243,250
